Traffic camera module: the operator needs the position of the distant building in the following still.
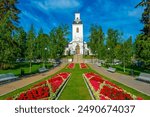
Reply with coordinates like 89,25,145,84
65,12,91,55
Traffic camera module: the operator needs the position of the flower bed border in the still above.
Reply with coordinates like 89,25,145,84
66,63,75,69
49,73,71,100
6,72,71,100
54,73,72,100
83,72,143,100
82,74,96,100
80,63,89,69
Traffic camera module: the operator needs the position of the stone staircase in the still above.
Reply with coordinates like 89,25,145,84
73,55,84,63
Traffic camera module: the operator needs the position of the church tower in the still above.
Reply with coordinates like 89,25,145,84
65,12,91,55
72,13,83,42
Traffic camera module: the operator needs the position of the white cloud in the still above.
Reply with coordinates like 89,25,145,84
32,0,81,10
22,11,39,22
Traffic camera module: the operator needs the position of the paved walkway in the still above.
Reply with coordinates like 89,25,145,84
0,63,66,96
89,64,150,96
73,55,83,63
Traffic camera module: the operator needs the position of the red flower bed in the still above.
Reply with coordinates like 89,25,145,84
90,76,105,83
50,80,63,93
67,63,75,69
100,85,133,100
58,72,70,79
48,76,64,93
6,72,71,100
90,80,100,91
84,72,96,79
84,72,143,100
89,76,104,91
17,86,50,100
80,63,88,69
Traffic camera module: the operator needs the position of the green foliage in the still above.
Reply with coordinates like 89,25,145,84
0,0,20,31
35,28,49,67
11,27,27,59
88,26,134,72
135,34,150,68
88,25,105,59
119,37,133,72
26,24,36,72
49,25,69,59
0,0,20,69
137,0,150,36
106,28,121,63
135,0,150,69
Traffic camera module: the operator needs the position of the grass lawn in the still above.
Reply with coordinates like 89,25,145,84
0,63,149,100
0,63,53,76
58,64,92,100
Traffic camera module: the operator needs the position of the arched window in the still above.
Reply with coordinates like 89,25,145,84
76,27,79,33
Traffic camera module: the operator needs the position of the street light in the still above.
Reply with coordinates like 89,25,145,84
44,47,47,68
107,48,110,67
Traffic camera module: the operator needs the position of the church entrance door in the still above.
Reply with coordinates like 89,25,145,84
75,44,80,54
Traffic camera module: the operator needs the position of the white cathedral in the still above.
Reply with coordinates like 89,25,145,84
65,12,91,55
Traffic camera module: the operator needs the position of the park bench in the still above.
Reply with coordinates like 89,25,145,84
53,61,61,67
97,63,101,67
136,72,150,83
107,67,116,73
53,63,59,67
0,73,19,83
38,67,48,73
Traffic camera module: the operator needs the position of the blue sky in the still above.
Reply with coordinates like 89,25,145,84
17,0,143,42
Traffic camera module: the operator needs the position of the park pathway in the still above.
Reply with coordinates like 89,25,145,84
73,55,84,63
0,63,66,96
89,64,150,96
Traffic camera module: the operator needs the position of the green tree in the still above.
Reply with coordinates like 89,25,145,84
0,0,20,69
26,24,36,73
17,27,27,59
135,34,150,68
121,37,133,72
0,0,20,31
106,28,120,64
88,25,105,60
49,25,69,59
135,0,150,68
0,13,19,69
35,28,49,67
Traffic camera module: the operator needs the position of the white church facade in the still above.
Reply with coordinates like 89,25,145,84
65,12,91,55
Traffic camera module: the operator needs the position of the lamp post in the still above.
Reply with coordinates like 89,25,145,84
107,48,110,67
44,47,47,68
